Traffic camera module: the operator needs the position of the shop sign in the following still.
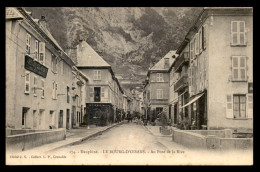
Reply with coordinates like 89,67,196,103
24,55,48,78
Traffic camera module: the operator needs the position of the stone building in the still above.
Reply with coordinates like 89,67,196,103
66,40,124,126
6,7,87,130
144,51,176,121
174,7,253,131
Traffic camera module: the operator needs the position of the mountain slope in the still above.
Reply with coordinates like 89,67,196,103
25,7,202,84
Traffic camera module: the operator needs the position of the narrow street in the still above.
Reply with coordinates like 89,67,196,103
54,123,170,153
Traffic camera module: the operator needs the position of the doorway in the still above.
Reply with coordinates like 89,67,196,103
94,87,101,102
173,104,177,124
22,107,29,128
59,110,63,128
66,109,70,129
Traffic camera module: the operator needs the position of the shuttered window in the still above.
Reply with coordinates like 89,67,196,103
233,95,246,119
226,94,233,118
202,25,207,50
41,79,45,98
26,33,31,54
35,40,39,61
232,56,247,81
33,76,37,95
195,33,199,55
24,71,30,94
247,94,253,118
190,39,194,61
39,42,45,65
101,87,105,97
199,28,203,53
231,21,246,46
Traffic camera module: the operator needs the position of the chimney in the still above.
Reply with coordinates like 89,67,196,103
38,15,47,29
164,58,169,69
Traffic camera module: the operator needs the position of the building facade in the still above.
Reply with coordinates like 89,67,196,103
145,51,176,121
6,7,85,130
67,40,124,126
173,7,253,131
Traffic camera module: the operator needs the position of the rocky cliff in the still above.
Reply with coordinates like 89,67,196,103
25,7,202,86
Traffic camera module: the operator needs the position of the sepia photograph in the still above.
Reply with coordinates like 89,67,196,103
5,7,253,165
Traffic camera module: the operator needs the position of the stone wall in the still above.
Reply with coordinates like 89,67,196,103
6,129,66,153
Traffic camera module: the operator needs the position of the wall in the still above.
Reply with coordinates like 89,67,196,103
6,129,66,153
207,15,253,130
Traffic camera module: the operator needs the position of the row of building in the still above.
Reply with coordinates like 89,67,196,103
6,7,142,130
143,7,253,132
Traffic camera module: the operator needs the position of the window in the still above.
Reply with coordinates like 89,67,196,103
199,28,203,53
233,95,246,119
194,33,199,55
39,42,45,65
35,40,39,61
231,21,246,46
41,79,45,98
60,60,64,75
157,89,163,99
247,94,253,118
156,73,163,82
52,81,57,99
67,86,70,103
202,25,207,50
232,56,247,81
24,71,30,94
51,55,57,73
33,76,37,96
26,33,31,54
94,70,101,80
190,39,194,61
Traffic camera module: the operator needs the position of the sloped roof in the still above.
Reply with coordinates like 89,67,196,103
6,7,24,19
76,41,111,67
149,50,176,71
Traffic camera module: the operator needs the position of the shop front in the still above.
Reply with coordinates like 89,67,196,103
86,103,114,126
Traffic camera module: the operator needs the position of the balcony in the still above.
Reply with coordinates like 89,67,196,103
174,52,189,73
174,74,188,92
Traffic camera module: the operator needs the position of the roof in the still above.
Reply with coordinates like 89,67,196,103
6,7,24,19
149,50,176,71
76,41,111,67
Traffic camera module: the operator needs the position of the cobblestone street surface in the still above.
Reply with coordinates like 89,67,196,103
8,122,253,165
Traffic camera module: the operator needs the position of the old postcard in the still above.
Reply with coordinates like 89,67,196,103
6,7,253,165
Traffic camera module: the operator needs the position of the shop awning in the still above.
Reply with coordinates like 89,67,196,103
181,93,204,108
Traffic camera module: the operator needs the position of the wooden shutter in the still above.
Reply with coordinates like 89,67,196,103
199,29,202,53
247,94,253,118
232,56,239,81
34,40,38,60
25,71,30,94
202,25,207,50
195,33,199,55
239,21,245,45
226,94,233,118
240,56,247,81
41,79,45,97
55,83,58,99
39,42,45,65
231,21,238,45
